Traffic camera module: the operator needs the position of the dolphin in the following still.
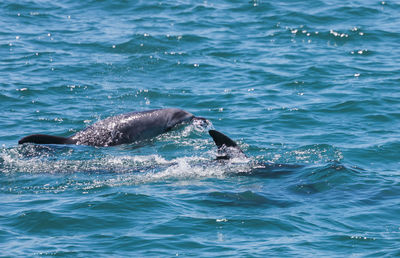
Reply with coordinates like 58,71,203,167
19,108,208,146
208,129,246,160
208,129,304,176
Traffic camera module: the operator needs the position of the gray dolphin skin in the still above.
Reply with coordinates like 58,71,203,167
19,108,206,146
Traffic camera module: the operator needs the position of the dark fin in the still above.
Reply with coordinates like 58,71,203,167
208,130,238,148
18,134,76,145
208,130,246,160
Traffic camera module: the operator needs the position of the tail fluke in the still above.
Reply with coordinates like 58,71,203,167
18,134,75,145
208,130,246,160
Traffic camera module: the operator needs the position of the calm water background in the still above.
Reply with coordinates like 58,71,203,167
1,0,399,256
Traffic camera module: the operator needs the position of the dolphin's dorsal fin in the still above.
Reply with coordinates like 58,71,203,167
18,134,76,145
209,130,238,148
208,130,245,159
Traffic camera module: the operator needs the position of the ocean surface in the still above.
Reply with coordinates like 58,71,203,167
1,0,399,256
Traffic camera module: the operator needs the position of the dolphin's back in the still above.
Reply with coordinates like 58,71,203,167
71,108,194,146
18,108,195,147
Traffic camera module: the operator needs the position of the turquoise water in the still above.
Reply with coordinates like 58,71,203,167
1,0,400,256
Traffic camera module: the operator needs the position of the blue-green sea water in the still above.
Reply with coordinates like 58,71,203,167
1,0,399,256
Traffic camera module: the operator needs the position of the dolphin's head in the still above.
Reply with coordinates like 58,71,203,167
169,108,194,123
167,108,212,130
